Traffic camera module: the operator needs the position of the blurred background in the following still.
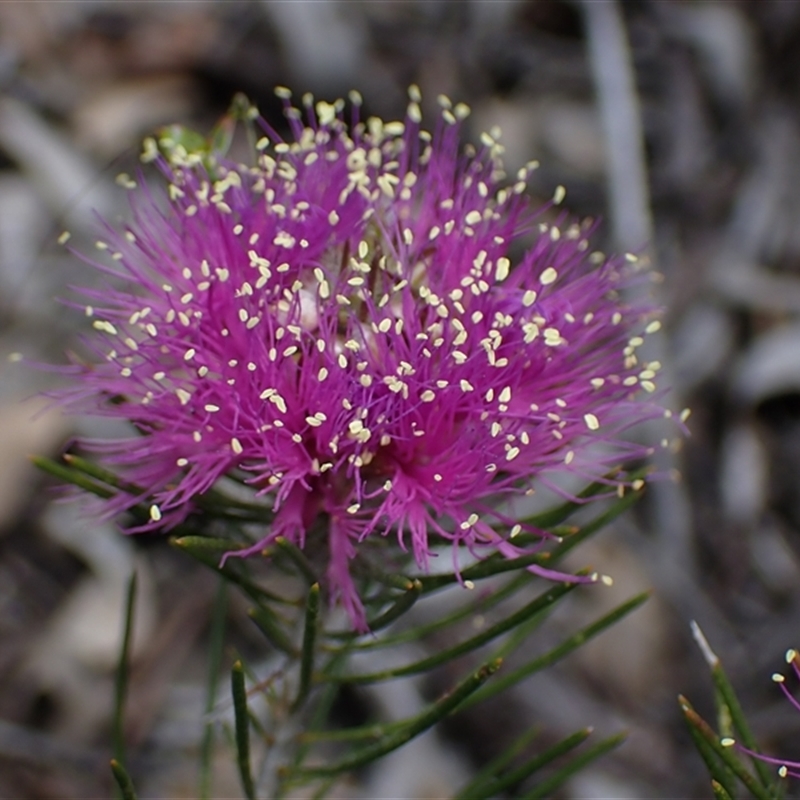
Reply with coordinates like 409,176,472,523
2,1,800,797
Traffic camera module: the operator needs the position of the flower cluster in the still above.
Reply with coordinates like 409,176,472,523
60,87,665,627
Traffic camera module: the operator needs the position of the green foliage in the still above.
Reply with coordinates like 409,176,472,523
108,574,138,800
232,660,257,800
200,578,228,799
113,573,137,769
681,628,785,800
110,759,138,800
38,452,651,799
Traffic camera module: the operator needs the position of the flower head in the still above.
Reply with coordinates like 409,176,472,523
60,87,664,627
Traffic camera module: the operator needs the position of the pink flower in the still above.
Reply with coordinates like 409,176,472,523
59,87,665,628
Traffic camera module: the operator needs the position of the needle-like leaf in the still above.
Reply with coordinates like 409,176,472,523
522,732,627,799
110,759,139,800
679,696,775,800
232,660,256,800
199,578,228,800
461,592,650,710
292,583,320,711
327,582,578,683
113,573,137,771
284,659,502,781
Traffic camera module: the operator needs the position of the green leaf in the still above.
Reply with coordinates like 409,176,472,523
289,650,354,772
283,659,502,781
59,454,274,523
113,573,137,771
453,724,541,799
231,660,256,800
170,536,294,605
691,623,781,795
521,468,647,530
364,569,419,592
461,591,650,711
679,696,775,800
170,535,244,561
63,454,142,495
330,573,531,652
711,780,736,800
292,584,320,712
522,732,627,799
416,550,547,594
199,578,228,800
36,457,260,540
248,605,299,657
710,659,775,790
456,727,593,800
545,485,643,561
273,537,319,585
417,485,643,595
299,719,406,746
679,695,738,798
362,578,423,634
32,454,115,499
327,581,579,683
110,759,139,800
308,777,343,800
486,603,553,668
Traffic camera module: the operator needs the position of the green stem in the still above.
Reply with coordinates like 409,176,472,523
363,579,423,634
292,584,320,712
62,454,142,495
522,732,627,799
327,572,531,651
682,705,738,800
288,649,355,773
110,759,139,800
679,697,775,800
170,536,295,605
457,727,593,800
711,779,736,800
521,468,646,530
453,725,541,799
461,591,650,710
284,659,502,780
418,489,641,594
248,605,299,657
232,660,256,800
299,720,406,745
199,577,228,800
327,582,578,683
711,661,775,789
273,538,318,585
32,454,115,498
113,574,137,771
